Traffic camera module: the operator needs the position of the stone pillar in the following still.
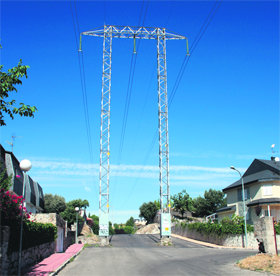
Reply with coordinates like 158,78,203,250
254,217,277,254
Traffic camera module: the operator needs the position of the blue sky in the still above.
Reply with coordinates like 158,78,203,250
0,0,279,223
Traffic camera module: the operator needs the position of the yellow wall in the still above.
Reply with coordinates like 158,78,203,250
225,181,280,203
260,181,280,198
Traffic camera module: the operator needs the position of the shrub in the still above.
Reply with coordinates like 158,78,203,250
8,220,57,253
0,188,30,225
114,225,135,234
177,215,254,237
0,188,57,253
123,226,135,234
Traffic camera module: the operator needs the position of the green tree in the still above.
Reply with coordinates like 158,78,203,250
0,51,37,126
0,166,12,191
154,199,160,209
43,194,66,214
109,221,114,235
193,189,226,217
60,198,89,225
125,216,134,227
90,214,99,235
139,201,159,224
171,190,193,219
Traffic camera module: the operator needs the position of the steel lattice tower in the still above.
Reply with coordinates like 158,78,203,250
81,25,187,238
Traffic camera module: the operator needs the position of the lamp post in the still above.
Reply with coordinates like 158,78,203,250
230,166,248,248
18,159,32,276
75,207,79,244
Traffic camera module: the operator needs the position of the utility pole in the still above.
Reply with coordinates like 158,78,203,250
80,25,187,244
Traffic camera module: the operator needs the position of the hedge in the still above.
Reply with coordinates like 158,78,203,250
8,220,57,253
178,216,254,237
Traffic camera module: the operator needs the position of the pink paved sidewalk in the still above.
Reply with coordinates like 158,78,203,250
27,243,84,276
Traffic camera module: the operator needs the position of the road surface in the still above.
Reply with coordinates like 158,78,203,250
59,234,261,276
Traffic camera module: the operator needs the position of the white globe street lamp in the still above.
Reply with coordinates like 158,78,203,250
18,159,32,276
230,166,248,248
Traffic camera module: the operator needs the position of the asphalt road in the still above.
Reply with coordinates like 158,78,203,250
58,234,262,276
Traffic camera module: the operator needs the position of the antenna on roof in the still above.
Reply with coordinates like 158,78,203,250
6,135,21,153
271,144,279,162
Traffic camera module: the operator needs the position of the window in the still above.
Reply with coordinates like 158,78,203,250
238,188,250,201
263,185,272,196
246,208,250,220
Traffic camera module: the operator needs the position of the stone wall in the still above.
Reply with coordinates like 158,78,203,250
30,213,75,252
0,226,55,276
172,224,258,248
0,226,10,274
64,230,75,251
172,222,280,251
30,213,65,228
1,214,76,275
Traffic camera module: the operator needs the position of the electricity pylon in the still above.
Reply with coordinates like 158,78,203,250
80,25,187,239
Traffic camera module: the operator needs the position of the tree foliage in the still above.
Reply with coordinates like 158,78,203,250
60,198,89,225
192,189,226,217
90,214,99,235
43,193,66,214
139,201,159,224
0,53,37,126
171,190,193,219
0,166,12,191
125,216,135,227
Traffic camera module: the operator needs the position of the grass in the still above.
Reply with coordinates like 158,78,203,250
237,254,280,275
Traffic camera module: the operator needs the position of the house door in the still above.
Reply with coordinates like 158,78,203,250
56,226,64,253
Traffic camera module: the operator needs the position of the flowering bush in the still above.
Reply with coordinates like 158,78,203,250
0,188,30,226
0,188,57,253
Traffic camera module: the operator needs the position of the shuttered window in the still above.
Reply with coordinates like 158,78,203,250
263,185,272,196
238,188,249,201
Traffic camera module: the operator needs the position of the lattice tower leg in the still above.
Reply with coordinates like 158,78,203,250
157,28,171,237
99,26,112,237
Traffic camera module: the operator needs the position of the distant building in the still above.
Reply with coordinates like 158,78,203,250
0,144,44,213
217,158,280,223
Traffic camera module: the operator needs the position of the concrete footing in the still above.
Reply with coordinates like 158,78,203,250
99,237,109,246
160,236,172,246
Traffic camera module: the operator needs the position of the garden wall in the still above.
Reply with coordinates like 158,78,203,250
64,230,75,251
172,224,258,248
172,222,280,251
30,213,76,252
0,226,55,275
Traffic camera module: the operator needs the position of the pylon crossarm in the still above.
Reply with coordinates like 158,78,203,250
82,25,186,40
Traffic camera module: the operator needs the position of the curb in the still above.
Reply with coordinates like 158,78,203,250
49,245,84,276
171,233,256,250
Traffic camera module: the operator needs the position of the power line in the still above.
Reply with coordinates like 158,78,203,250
126,0,223,202
70,1,94,163
169,0,222,107
117,0,150,162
